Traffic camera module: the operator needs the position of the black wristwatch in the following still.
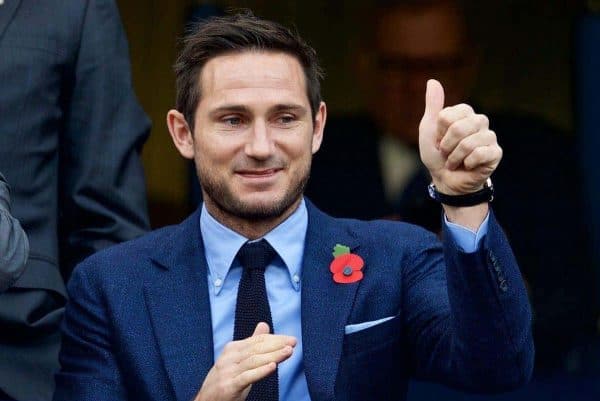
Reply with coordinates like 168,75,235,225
428,178,494,207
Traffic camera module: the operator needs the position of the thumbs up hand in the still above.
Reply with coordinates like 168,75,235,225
419,79,502,196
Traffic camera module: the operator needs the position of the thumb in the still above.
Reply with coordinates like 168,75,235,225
422,79,445,123
252,322,271,336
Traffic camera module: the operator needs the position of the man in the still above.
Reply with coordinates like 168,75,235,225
307,0,473,223
54,13,533,401
307,0,595,372
0,173,28,292
0,1,150,400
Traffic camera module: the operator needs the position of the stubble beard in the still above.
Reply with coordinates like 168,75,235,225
197,160,311,223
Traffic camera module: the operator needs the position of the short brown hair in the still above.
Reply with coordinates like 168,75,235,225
174,11,324,131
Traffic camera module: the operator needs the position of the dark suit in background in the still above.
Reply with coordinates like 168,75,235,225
0,0,151,399
0,173,28,292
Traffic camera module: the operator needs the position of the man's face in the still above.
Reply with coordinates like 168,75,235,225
372,4,470,145
190,51,324,221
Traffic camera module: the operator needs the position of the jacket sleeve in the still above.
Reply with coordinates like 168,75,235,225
53,258,127,401
402,210,534,392
58,0,151,279
0,173,29,292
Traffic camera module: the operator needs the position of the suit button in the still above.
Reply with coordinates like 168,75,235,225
487,251,497,262
499,279,508,292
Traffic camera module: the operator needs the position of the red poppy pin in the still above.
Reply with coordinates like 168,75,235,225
330,244,364,284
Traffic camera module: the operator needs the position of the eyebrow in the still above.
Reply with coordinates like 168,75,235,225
270,104,307,114
208,105,250,118
208,103,308,118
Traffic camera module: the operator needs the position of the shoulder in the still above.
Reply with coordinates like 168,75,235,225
68,223,179,286
309,200,439,252
348,217,439,251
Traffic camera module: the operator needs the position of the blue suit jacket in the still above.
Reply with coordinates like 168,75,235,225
54,201,533,401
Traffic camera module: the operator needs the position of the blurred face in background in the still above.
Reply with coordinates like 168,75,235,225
371,2,473,145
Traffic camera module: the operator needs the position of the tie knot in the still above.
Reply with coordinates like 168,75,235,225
237,239,276,272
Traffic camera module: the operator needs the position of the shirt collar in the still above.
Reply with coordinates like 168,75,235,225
200,198,308,294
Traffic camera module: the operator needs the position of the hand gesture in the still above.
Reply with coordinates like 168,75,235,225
419,79,502,195
194,322,296,401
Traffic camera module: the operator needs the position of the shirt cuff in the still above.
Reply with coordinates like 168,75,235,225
443,212,490,253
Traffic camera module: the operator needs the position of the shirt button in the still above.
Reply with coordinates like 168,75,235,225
293,274,300,283
214,278,223,287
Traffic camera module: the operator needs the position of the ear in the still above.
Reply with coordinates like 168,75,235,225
311,101,327,154
167,110,195,159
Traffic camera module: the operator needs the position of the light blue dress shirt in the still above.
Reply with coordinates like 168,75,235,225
200,198,489,400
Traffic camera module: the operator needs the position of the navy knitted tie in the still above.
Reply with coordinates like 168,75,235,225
233,239,278,401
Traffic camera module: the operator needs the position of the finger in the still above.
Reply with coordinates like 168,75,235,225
240,345,293,371
248,331,297,348
219,328,293,363
419,80,445,150
235,334,297,362
253,322,271,336
423,79,445,124
234,361,277,389
249,334,297,354
463,145,503,171
211,338,292,390
445,130,497,170
439,114,489,157
437,104,476,145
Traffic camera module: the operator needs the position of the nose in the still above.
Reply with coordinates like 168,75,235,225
244,119,274,160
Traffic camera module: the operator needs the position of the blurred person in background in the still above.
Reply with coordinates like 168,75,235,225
0,173,28,292
0,0,151,400
307,0,596,375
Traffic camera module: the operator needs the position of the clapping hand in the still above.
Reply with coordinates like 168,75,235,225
194,322,296,401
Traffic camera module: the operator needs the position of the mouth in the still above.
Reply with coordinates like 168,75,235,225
236,168,282,178
235,168,284,187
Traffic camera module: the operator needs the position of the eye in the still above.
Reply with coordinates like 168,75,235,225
223,116,243,126
218,114,248,128
276,114,296,125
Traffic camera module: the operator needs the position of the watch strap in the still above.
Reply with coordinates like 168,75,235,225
428,178,494,207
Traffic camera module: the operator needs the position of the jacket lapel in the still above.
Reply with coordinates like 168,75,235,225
143,209,214,401
0,0,20,42
302,201,360,401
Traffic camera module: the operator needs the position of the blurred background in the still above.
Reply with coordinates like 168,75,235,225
117,0,600,399
118,0,580,224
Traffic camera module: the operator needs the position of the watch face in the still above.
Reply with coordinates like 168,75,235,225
427,184,437,200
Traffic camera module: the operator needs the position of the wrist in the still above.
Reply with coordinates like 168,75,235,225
430,180,483,196
428,178,494,207
443,202,489,232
